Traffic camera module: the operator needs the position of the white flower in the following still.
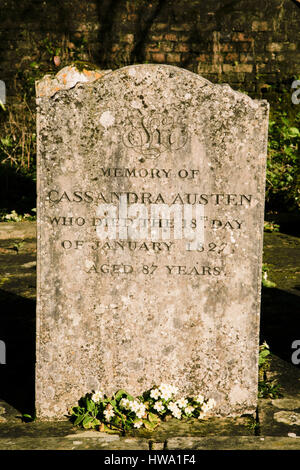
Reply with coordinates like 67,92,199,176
91,390,103,403
136,404,146,419
202,403,210,413
198,411,206,420
119,398,130,410
172,408,182,419
133,421,143,428
167,401,176,411
129,400,142,414
150,388,160,400
185,406,195,415
206,398,216,410
176,398,188,409
103,408,115,421
195,394,204,404
167,402,182,419
159,384,173,401
160,390,172,400
159,383,178,397
153,401,165,413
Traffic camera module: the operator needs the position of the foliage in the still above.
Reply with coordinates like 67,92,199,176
0,35,90,182
262,264,276,288
258,381,282,399
266,82,300,212
0,209,36,222
258,342,271,371
264,221,280,233
258,342,282,399
0,99,36,177
69,385,215,434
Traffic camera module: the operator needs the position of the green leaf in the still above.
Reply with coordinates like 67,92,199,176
143,420,157,431
86,398,95,413
288,127,300,138
30,62,39,69
74,413,86,426
148,412,160,425
22,414,35,422
114,390,128,401
82,415,94,429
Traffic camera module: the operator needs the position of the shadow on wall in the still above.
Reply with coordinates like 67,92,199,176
95,0,169,67
260,285,300,367
0,290,36,415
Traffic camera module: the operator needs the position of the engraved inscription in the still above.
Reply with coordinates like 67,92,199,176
123,109,188,158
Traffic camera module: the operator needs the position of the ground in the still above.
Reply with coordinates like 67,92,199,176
0,220,299,450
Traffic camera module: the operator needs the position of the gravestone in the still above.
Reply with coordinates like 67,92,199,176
36,64,269,419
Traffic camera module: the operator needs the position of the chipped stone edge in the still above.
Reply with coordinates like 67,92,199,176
35,63,269,113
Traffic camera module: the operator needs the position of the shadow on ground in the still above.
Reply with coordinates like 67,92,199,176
260,286,300,366
0,164,36,217
0,289,36,415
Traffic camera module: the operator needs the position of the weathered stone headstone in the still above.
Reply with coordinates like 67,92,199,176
36,64,269,419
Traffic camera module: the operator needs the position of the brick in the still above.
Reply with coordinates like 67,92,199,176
164,33,177,41
222,72,247,83
220,43,235,52
150,34,164,41
197,63,222,74
123,33,134,44
237,42,254,52
166,52,181,63
225,53,239,62
171,23,192,31
256,63,279,73
154,23,168,31
151,52,166,63
266,43,283,52
240,53,253,63
170,25,184,32
232,33,254,42
223,64,253,73
286,43,297,51
179,34,190,42
161,42,174,52
196,54,211,63
174,43,190,52
145,43,160,52
212,53,223,64
252,21,269,32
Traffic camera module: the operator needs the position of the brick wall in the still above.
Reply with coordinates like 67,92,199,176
0,0,299,102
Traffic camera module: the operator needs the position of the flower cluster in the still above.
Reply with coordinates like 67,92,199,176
119,398,146,420
142,384,216,421
70,385,216,433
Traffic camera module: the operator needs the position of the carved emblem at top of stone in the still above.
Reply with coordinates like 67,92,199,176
123,109,188,159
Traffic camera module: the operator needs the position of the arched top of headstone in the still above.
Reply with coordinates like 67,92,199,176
37,64,268,114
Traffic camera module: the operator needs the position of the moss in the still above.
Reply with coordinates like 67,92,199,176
70,60,101,72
